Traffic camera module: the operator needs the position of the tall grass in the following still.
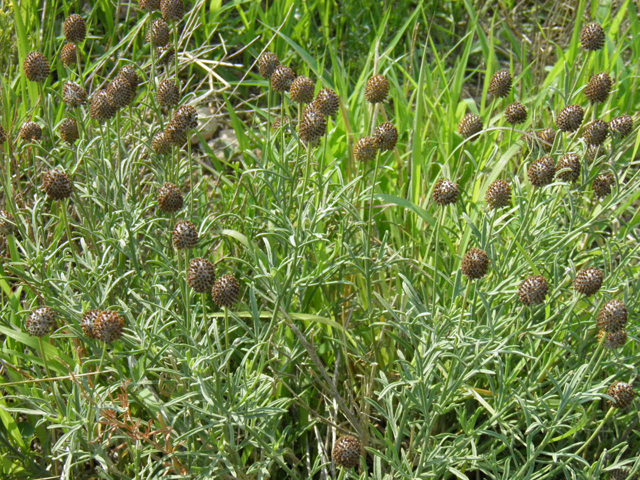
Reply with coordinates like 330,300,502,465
1,0,639,478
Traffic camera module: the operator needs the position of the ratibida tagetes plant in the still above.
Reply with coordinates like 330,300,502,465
0,2,639,479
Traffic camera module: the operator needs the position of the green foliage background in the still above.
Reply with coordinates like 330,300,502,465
0,0,639,478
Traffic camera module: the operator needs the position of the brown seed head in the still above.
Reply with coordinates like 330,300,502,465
81,309,102,338
139,0,161,10
556,105,584,132
258,52,280,79
272,116,290,131
173,220,198,249
24,52,50,82
160,0,184,21
64,14,86,43
188,258,216,293
599,329,627,350
42,170,73,200
458,113,482,139
609,115,633,138
332,436,361,469
270,65,295,92
61,43,78,67
373,122,398,151
119,65,139,95
580,22,605,51
505,102,527,125
0,210,15,236
528,156,556,187
461,248,489,280
149,19,170,46
583,120,608,146
488,69,512,98
156,45,175,66
608,468,638,480
289,76,315,104
157,79,180,106
536,128,557,152
312,88,340,117
574,267,603,296
153,132,172,155
593,173,614,198
19,121,42,142
518,275,549,306
607,381,635,409
556,153,581,183
365,75,390,103
26,307,57,337
0,126,6,145
585,73,612,104
212,274,240,308
485,180,511,209
433,179,459,206
157,183,183,213
597,299,627,333
90,90,117,122
164,121,187,147
94,310,125,343
298,107,327,144
173,105,198,130
63,82,87,108
59,118,79,144
353,137,378,162
106,76,134,109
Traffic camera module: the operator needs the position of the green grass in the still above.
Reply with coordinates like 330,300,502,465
1,0,640,478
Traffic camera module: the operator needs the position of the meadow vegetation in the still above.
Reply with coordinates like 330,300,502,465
0,0,639,478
